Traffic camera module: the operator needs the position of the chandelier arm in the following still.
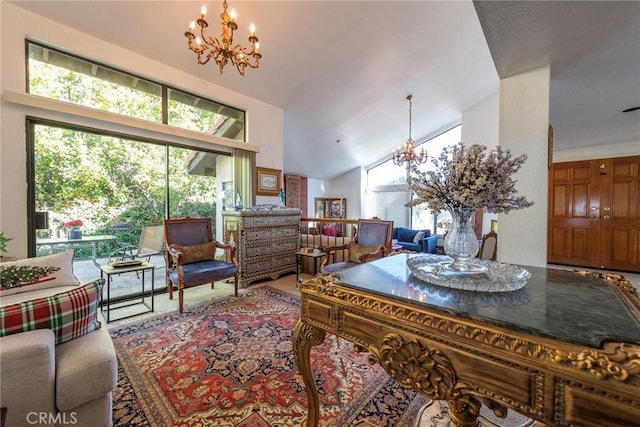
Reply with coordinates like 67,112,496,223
197,50,214,66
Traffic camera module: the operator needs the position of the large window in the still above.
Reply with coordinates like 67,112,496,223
366,125,461,233
25,39,243,300
27,40,246,141
30,121,228,298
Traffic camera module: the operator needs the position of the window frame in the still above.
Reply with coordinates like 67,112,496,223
25,39,246,142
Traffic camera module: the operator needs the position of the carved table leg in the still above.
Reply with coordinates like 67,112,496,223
448,396,481,427
293,320,326,427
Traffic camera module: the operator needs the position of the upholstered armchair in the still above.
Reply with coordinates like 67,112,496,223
164,218,238,313
321,218,393,275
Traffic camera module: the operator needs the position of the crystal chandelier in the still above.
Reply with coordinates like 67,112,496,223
185,1,261,76
392,95,427,168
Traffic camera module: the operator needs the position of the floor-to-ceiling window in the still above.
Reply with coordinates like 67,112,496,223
366,124,461,234
26,40,244,299
29,120,227,298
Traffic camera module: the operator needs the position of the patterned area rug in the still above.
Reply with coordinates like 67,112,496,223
110,287,426,426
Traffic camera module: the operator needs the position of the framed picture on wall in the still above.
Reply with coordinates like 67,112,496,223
256,167,281,196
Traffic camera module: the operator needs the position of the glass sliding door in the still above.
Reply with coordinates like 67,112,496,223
32,123,167,289
30,121,232,300
167,148,220,235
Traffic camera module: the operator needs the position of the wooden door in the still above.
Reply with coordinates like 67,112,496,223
599,157,640,271
548,156,640,272
548,161,601,268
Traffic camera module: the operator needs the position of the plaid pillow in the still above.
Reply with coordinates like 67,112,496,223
0,279,104,345
347,242,383,263
171,241,216,264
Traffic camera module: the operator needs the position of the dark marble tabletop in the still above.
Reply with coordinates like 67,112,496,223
335,254,640,348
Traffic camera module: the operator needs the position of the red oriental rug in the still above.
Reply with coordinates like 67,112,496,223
110,287,426,426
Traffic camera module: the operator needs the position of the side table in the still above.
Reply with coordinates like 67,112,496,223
99,261,155,323
296,250,326,283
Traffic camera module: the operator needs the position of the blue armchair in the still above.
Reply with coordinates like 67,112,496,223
164,218,238,313
392,227,437,253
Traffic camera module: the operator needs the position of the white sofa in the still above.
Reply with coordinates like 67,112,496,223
0,251,117,427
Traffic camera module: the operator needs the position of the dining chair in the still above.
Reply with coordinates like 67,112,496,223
478,230,497,261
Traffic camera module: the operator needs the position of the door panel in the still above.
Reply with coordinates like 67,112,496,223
549,156,640,272
547,161,600,268
600,157,640,271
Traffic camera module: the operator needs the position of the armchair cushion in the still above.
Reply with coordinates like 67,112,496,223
0,279,104,345
347,242,383,263
171,241,216,264
169,260,237,288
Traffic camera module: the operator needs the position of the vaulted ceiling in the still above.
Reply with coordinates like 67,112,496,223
9,1,640,180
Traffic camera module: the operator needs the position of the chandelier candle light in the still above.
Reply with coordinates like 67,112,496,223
185,1,261,76
392,95,427,169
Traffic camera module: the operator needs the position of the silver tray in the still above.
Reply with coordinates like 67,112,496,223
406,254,530,292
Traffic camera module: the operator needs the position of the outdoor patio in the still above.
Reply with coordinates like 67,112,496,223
73,254,168,301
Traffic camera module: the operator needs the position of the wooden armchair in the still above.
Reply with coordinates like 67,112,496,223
321,218,393,275
164,218,238,313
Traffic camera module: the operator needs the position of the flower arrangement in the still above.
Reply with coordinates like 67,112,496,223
407,142,533,213
64,219,84,228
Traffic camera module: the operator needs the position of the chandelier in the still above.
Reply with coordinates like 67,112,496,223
185,1,261,76
392,95,427,168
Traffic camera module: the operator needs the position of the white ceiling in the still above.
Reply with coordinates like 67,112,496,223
9,1,640,180
475,0,640,155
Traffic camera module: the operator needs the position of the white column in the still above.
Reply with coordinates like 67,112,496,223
498,65,550,267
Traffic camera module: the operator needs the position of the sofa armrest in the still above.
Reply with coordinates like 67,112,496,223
0,329,56,426
422,235,438,253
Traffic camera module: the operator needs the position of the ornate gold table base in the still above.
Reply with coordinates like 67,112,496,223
293,273,640,427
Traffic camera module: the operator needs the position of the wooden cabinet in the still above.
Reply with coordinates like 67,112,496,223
548,156,640,271
222,209,301,287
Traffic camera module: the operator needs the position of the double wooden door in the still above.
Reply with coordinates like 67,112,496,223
548,156,640,272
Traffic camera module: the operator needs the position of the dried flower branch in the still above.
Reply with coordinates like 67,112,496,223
407,142,533,214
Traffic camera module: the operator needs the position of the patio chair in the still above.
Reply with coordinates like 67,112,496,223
106,224,165,278
321,218,393,276
164,217,238,313
108,224,165,263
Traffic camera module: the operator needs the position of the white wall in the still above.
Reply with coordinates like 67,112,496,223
330,167,363,219
306,167,362,220
554,140,640,163
0,2,283,257
498,65,550,267
306,178,329,217
461,93,499,236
